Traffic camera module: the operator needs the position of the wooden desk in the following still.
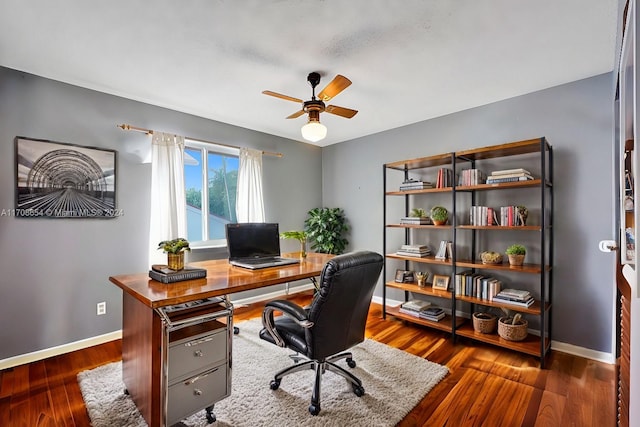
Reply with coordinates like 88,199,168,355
109,252,332,427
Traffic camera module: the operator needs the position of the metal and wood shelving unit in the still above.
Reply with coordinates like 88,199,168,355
382,138,553,366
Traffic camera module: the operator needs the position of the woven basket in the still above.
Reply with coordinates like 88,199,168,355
498,316,528,341
472,312,497,334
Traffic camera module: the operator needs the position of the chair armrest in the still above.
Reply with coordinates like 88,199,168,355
261,300,314,348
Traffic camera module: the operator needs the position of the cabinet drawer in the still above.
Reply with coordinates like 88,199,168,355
167,364,229,426
168,327,227,381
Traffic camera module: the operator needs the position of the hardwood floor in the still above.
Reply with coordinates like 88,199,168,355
0,293,615,426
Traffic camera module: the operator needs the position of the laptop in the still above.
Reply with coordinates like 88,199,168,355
226,223,300,270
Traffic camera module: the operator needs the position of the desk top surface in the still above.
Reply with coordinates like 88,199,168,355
109,252,333,308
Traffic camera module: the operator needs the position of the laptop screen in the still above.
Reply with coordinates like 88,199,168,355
226,223,281,260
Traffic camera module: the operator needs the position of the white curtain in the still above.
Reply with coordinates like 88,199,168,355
236,147,265,222
148,132,186,265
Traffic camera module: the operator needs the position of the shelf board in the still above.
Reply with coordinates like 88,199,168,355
386,281,453,298
456,295,550,315
386,305,464,332
455,323,549,357
455,138,549,161
387,223,451,229
456,179,544,191
386,187,453,195
385,153,453,171
455,260,550,274
457,225,542,231
386,253,453,265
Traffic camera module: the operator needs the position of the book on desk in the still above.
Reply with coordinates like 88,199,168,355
149,264,207,284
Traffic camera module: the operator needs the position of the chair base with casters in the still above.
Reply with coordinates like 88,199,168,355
259,250,384,416
268,350,364,415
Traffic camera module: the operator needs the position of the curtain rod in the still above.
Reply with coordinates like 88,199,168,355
117,124,283,158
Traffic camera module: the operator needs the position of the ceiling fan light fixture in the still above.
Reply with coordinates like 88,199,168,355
301,120,327,142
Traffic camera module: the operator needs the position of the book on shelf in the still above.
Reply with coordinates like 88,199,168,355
401,299,432,311
149,265,207,284
399,179,434,190
434,240,452,260
436,168,454,188
418,306,446,321
400,217,432,225
492,295,535,307
499,206,527,226
458,168,487,186
486,175,534,184
497,288,531,299
490,168,531,176
396,244,431,257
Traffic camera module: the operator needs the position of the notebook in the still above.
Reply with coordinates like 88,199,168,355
226,223,300,270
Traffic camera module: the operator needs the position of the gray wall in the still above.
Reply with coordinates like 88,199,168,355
0,67,322,360
322,73,615,353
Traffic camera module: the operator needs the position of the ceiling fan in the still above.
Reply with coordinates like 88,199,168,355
262,72,358,142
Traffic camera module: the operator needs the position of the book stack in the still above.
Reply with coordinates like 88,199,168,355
492,288,534,307
399,179,434,191
486,168,534,184
149,265,207,284
400,216,432,225
396,244,432,257
399,299,432,317
419,306,446,322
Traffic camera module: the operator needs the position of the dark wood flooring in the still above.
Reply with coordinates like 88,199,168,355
0,293,615,426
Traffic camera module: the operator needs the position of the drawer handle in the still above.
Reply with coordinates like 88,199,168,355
194,389,202,396
194,350,203,357
184,367,219,385
185,336,214,347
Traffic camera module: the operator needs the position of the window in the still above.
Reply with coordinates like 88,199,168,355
184,141,239,246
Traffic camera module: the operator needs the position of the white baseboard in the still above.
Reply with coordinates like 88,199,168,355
371,295,615,365
0,330,123,370
0,284,316,370
1,289,613,370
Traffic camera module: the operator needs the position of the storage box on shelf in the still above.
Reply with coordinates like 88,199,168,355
382,138,553,367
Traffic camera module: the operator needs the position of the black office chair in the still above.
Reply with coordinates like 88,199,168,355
259,250,383,415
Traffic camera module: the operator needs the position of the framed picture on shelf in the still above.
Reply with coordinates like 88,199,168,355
432,274,450,291
395,269,414,283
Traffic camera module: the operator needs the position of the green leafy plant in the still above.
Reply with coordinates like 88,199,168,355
280,230,308,257
410,207,427,218
304,207,349,254
505,244,526,255
430,206,448,222
158,238,191,254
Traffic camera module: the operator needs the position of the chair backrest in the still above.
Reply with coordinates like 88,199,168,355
306,251,383,360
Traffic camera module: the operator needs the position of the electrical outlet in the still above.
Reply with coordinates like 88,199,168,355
97,301,106,315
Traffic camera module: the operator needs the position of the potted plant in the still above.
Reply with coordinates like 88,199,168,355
158,238,191,270
410,207,428,218
304,207,349,254
280,230,308,258
430,206,448,226
505,244,526,266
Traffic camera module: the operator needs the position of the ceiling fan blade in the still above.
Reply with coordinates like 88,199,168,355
262,90,303,103
317,75,352,102
286,110,306,119
325,105,358,119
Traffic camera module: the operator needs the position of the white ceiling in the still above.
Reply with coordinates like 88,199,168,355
0,0,620,147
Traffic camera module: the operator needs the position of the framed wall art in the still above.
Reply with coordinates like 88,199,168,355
14,136,119,218
431,274,450,291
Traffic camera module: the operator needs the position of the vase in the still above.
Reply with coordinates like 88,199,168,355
432,219,447,226
508,254,525,266
300,240,307,258
167,252,185,270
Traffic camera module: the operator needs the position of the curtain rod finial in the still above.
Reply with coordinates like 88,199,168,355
118,124,130,131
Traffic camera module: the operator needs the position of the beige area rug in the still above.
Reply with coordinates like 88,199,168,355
78,318,448,427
